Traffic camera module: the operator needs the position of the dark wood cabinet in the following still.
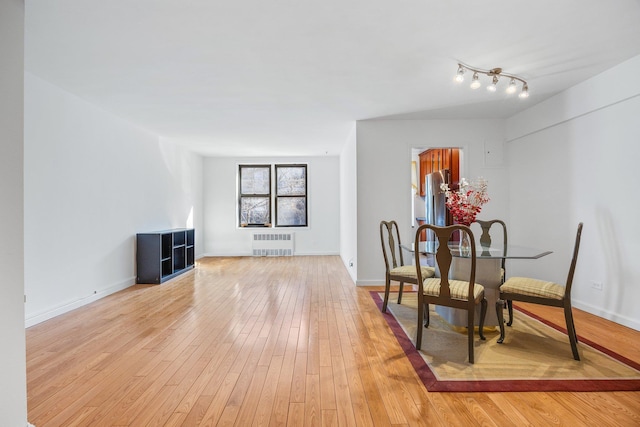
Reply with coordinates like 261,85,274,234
136,228,195,284
418,148,460,196
419,153,429,196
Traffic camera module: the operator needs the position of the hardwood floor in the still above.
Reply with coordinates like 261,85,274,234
27,256,640,426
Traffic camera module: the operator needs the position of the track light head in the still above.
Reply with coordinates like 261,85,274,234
470,72,481,89
455,65,465,83
487,75,499,92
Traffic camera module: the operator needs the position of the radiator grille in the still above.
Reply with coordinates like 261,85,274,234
252,232,294,256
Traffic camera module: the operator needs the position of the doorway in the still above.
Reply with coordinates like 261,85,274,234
411,147,463,237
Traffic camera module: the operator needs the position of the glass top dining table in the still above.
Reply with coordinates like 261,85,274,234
401,241,552,327
405,241,552,259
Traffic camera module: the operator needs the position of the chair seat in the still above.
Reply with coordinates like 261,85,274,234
500,276,565,300
423,278,484,300
391,265,435,279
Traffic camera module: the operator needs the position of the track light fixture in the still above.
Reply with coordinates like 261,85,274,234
454,63,529,99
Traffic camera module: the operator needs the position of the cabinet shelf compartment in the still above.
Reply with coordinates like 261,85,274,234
161,259,173,277
161,233,172,259
186,246,195,267
173,247,186,271
173,231,186,246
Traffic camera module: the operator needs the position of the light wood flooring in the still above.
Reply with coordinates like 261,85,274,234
27,256,640,426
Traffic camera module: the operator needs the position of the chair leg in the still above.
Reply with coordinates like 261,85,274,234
506,300,514,326
564,303,580,361
397,281,404,304
478,299,487,340
496,299,506,344
467,306,475,364
416,300,423,350
424,303,430,327
382,276,390,313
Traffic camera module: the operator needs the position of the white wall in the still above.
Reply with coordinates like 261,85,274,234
202,156,340,256
506,55,640,330
355,119,508,285
340,125,358,281
0,1,28,425
24,73,204,326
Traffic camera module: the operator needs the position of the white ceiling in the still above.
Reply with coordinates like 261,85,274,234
25,0,640,157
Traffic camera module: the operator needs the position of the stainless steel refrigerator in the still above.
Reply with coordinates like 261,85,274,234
424,169,450,241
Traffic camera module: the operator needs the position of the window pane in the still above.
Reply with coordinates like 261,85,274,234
277,166,306,196
240,197,270,224
241,167,270,195
277,197,307,226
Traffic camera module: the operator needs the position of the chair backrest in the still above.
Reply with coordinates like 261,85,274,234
473,219,507,248
414,223,477,302
473,219,507,269
564,222,584,296
380,220,405,272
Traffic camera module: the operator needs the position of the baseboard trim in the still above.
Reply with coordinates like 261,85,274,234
25,277,135,328
355,280,384,287
573,300,640,331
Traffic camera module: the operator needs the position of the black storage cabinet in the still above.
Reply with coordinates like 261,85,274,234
136,228,195,284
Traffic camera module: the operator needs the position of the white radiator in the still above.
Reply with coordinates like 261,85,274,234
252,232,295,256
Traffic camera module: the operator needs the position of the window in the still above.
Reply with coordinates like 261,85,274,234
238,164,307,227
275,164,307,227
239,165,271,226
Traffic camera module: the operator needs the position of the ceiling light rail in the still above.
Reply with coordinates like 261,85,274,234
455,62,529,99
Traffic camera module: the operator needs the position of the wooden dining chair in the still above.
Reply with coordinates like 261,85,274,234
496,222,583,360
473,219,510,321
414,223,487,363
473,219,508,263
379,220,435,313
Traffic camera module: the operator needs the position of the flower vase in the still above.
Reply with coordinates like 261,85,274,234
460,230,471,255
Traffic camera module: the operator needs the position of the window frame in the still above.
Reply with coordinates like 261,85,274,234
275,164,308,227
238,164,272,227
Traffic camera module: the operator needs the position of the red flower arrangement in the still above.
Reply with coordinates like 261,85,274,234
440,177,490,226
